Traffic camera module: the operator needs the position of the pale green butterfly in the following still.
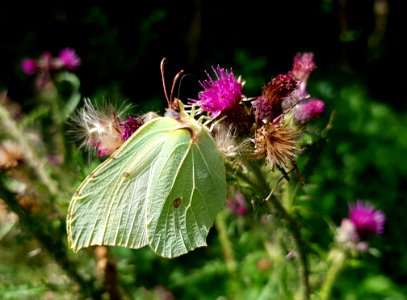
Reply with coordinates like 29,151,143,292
66,59,227,258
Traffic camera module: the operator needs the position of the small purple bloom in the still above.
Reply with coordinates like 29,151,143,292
292,52,316,82
265,72,299,100
252,96,273,123
348,200,386,237
227,191,248,216
254,72,300,124
58,48,81,70
119,115,144,141
89,140,110,158
21,59,37,75
190,65,243,116
294,98,325,124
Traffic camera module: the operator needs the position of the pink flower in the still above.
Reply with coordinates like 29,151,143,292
336,219,370,253
252,95,272,122
294,98,325,124
227,191,248,216
348,200,386,237
38,51,53,71
253,72,299,123
292,52,316,82
58,48,81,70
21,59,37,75
119,115,144,141
190,65,243,116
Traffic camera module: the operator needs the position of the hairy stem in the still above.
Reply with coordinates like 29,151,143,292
319,250,346,300
225,160,269,198
265,190,310,300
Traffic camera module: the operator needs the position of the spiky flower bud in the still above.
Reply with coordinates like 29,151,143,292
253,123,300,170
253,72,299,124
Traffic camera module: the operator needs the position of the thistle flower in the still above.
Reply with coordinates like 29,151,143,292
283,52,318,110
336,219,369,253
21,48,81,76
336,200,385,253
68,99,134,157
226,191,248,216
212,124,251,159
294,98,325,124
21,59,37,75
253,72,299,124
292,52,316,82
252,96,272,123
57,48,81,70
119,115,144,141
253,123,300,169
189,65,243,117
348,200,386,237
37,52,53,72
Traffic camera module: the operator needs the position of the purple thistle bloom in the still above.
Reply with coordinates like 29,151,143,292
58,48,81,70
253,72,299,123
190,65,243,116
292,52,316,82
294,98,325,124
21,58,37,75
119,115,144,141
227,191,248,216
96,144,110,158
265,72,300,100
348,200,386,237
252,96,273,123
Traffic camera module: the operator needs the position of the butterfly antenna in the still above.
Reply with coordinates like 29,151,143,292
170,69,185,105
160,57,171,108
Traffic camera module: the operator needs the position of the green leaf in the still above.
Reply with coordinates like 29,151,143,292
67,114,227,258
56,72,81,121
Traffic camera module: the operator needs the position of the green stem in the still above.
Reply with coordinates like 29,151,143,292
265,191,310,300
44,90,67,161
215,211,237,274
245,159,271,195
225,160,269,197
0,103,58,196
319,250,346,300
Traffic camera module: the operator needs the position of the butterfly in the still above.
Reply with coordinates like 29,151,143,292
66,58,227,258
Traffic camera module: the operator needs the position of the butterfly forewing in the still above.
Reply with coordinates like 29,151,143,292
67,117,180,252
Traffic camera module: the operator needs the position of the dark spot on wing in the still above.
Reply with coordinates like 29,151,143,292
173,198,182,208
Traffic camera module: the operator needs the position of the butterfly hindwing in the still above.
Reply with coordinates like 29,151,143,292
147,125,226,257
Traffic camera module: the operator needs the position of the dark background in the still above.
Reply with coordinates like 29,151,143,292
0,0,404,112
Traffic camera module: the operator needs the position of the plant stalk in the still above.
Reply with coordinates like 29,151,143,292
215,210,237,274
266,190,310,300
319,250,346,300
